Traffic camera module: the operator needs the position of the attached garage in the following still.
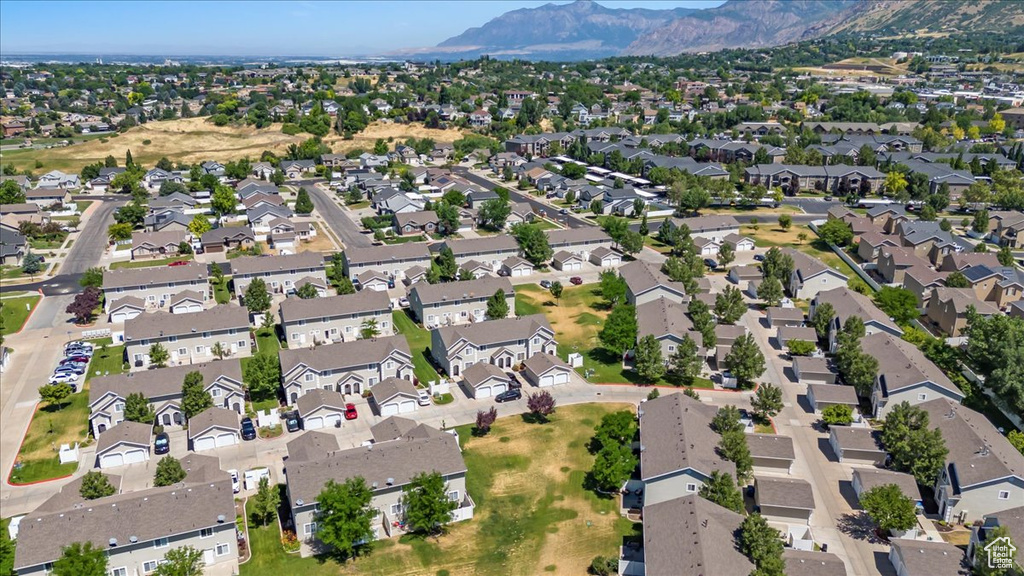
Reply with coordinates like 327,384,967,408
108,296,145,324
304,416,325,430
552,251,584,271
522,353,573,388
95,421,152,470
754,476,815,524
297,389,348,431
371,377,420,417
461,362,512,399
188,407,241,453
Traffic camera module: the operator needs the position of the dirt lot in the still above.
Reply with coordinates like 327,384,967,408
0,118,468,174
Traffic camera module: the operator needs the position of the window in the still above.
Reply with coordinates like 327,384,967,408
381,321,389,329
169,335,178,343
303,522,318,536
686,483,697,492
448,490,460,502
154,537,169,548
134,353,143,362
111,568,128,576
999,491,1010,500
238,340,246,348
918,393,927,401
461,310,468,317
200,528,213,538
390,503,404,515
211,388,222,398
114,402,124,413
299,320,306,326
178,348,187,356
465,346,475,355
533,337,539,345
202,331,211,339
668,345,676,352
291,333,299,341
386,361,394,370
216,542,230,556
369,377,378,385
195,345,205,354
229,328,236,335
143,560,160,574
305,373,315,382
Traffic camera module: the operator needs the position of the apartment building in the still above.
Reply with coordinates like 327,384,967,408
279,335,413,402
103,262,209,312
436,236,521,272
430,314,556,377
124,306,251,370
409,276,514,328
230,252,327,297
280,290,393,348
343,243,433,280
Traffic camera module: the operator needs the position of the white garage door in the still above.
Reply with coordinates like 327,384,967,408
492,383,507,395
215,432,237,447
476,385,492,398
381,403,400,417
195,436,216,451
539,374,555,387
553,371,569,385
370,283,387,292
324,413,342,427
511,268,526,277
398,400,417,414
183,303,201,313
305,416,324,430
111,311,130,323
100,453,124,468
124,449,147,464
569,261,582,271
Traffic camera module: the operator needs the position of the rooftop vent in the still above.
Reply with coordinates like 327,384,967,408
386,477,394,486
109,538,118,547
217,514,226,523
129,536,138,543
296,499,305,506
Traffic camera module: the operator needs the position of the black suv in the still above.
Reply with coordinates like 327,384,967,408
495,388,522,403
240,417,257,441
154,432,170,455
283,411,301,433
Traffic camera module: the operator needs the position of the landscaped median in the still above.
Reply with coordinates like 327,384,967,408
9,338,125,485
239,403,638,576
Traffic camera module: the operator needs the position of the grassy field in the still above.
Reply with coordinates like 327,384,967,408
109,256,193,270
241,403,638,576
392,310,440,384
0,118,467,174
746,224,870,291
214,278,232,304
515,285,710,388
1,294,41,336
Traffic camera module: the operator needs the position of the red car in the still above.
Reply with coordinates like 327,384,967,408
168,260,190,267
570,276,583,285
344,403,358,420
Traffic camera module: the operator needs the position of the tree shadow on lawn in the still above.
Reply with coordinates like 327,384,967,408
837,511,887,544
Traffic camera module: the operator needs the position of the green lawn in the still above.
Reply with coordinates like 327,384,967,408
532,218,562,231
214,278,231,304
516,285,711,389
29,238,65,250
110,256,193,270
392,310,440,384
0,517,12,576
1,295,41,335
9,389,90,484
240,404,639,575
86,340,127,382
76,200,92,213
383,234,425,244
346,200,371,210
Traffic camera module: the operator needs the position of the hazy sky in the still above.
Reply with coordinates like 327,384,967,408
0,0,725,56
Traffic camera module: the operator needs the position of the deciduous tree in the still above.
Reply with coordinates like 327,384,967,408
599,304,637,356
723,333,765,389
243,278,271,314
668,334,702,385
486,289,509,320
181,371,213,419
510,223,552,266
739,513,785,576
712,405,744,435
698,470,744,513
874,286,919,326
250,476,280,527
714,285,746,324
719,430,753,481
474,407,497,436
860,484,917,533
188,214,211,237
818,218,854,246
316,477,376,558
66,287,101,324
477,198,511,230
633,334,665,383
149,342,170,368
757,276,784,307
79,471,116,500
52,542,107,576
881,402,949,485
526,390,556,421
599,270,627,306
402,471,458,536
154,456,187,487
153,546,205,576
243,353,282,403
124,392,155,424
821,404,854,428
751,384,783,421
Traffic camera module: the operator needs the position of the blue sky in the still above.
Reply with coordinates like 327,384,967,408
0,0,725,56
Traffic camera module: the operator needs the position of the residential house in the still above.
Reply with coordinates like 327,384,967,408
520,353,573,387
145,209,192,233
13,459,237,576
668,215,740,241
877,246,932,285
0,228,26,265
296,388,349,430
589,246,622,268
370,376,420,416
437,236,521,272
545,228,614,261
920,398,1024,524
786,248,848,300
124,305,251,370
858,229,900,262
766,306,804,327
639,394,734,506
863,332,964,417
852,468,922,511
747,433,795,473
143,168,183,190
280,290,392,348
967,507,1024,572
279,335,413,402
230,252,327,297
896,221,971,266
34,170,80,191
500,256,533,277
248,204,294,238
89,360,244,437
103,262,209,312
95,421,152,469
925,287,1000,337
938,252,1001,273
793,357,838,384
430,314,556,377
461,362,512,399
744,164,884,194
903,265,949,306
636,297,703,362
200,226,255,254
409,277,513,328
620,260,689,305
962,265,1024,309
806,383,857,411
280,159,316,179
506,202,534,227
639,495,753,576
393,211,438,236
810,287,904,352
782,551,847,576
344,243,433,280
286,429,472,552
25,187,72,209
828,426,887,465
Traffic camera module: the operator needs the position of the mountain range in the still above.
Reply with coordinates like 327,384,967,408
399,0,1023,61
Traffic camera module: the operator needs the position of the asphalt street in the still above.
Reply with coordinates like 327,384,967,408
452,167,592,229
304,183,372,249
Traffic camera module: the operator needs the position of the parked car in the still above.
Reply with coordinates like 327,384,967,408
344,403,358,420
283,411,301,433
398,297,410,308
417,389,431,406
539,280,552,289
506,371,521,388
559,208,568,215
65,345,93,356
168,260,189,267
240,417,256,441
753,254,765,262
63,355,90,364
569,276,583,285
824,195,833,201
704,258,718,269
57,362,87,373
49,372,80,384
228,469,240,493
495,388,522,403
154,432,170,455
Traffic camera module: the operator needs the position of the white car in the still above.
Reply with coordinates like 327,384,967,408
398,297,410,308
49,372,80,384
229,469,240,493
417,389,431,406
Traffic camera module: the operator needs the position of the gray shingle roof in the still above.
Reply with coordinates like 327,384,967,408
433,314,552,352
103,261,208,290
410,276,512,306
286,434,466,508
637,297,696,341
746,433,795,461
461,362,509,388
814,287,902,335
782,550,847,576
96,420,152,454
280,290,391,323
851,468,921,502
639,393,733,480
90,361,242,406
230,251,324,276
807,383,857,405
544,227,612,247
286,430,340,462
642,494,753,576
279,335,411,375
888,538,967,576
369,416,418,443
344,243,432,266
296,388,347,417
124,305,249,341
755,475,814,509
188,407,239,438
620,260,687,298
861,332,962,398
830,426,885,453
439,235,519,257
370,376,418,404
521,352,570,375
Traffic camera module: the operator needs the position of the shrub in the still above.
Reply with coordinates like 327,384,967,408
589,555,618,576
821,404,854,428
142,139,152,145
